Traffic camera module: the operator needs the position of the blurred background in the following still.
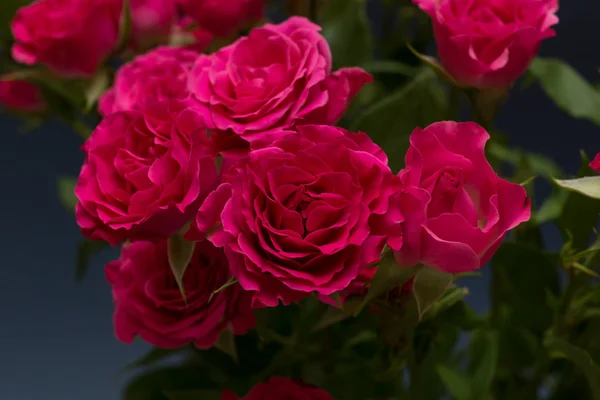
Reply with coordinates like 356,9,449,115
1,0,598,398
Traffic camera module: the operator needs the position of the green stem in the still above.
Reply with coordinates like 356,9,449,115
70,118,92,140
466,88,508,131
448,86,462,120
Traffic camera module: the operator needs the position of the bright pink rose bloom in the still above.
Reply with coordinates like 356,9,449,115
106,239,254,348
11,0,120,77
178,0,265,37
391,121,531,273
414,0,559,88
221,377,333,400
99,46,198,116
0,79,44,112
190,125,397,307
187,17,372,143
75,104,217,246
590,153,600,173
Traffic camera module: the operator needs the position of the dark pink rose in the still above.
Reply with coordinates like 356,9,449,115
414,0,559,88
178,0,265,37
187,17,372,143
75,104,217,246
0,79,44,112
99,46,199,116
190,125,396,307
221,377,333,400
390,121,531,273
106,239,255,348
11,0,120,77
590,153,600,173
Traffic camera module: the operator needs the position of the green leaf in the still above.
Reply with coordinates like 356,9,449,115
545,336,600,400
555,176,600,200
423,285,468,320
0,0,28,41
361,60,417,76
122,347,187,372
406,42,465,88
491,242,560,333
164,390,221,400
115,0,132,53
85,68,111,112
123,365,216,400
436,364,472,400
535,190,570,224
558,152,600,251
529,58,600,126
487,141,567,223
2,69,86,110
355,253,419,316
312,298,362,332
519,175,536,187
412,266,453,319
436,301,485,331
57,176,77,213
572,261,600,279
469,330,499,398
213,329,238,363
321,0,373,69
343,330,377,349
167,234,195,303
75,239,109,282
352,68,446,172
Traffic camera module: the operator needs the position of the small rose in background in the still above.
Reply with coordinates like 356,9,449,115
590,153,600,173
129,0,178,51
75,106,217,246
11,0,121,77
221,377,333,400
191,124,396,307
177,0,265,37
390,121,531,273
187,16,372,145
106,239,254,348
170,17,214,52
10,0,185,77
99,46,198,115
414,0,559,88
0,79,44,112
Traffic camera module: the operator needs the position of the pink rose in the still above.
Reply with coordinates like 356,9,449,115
187,17,372,143
191,125,396,307
106,239,254,348
99,46,198,116
590,153,600,173
221,377,333,400
390,121,531,273
0,79,44,112
414,0,559,88
11,0,120,77
178,0,265,37
75,104,217,246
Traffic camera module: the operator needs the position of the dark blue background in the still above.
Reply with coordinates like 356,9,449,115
1,2,598,399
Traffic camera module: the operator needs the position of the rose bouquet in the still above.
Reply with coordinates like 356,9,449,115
3,0,600,399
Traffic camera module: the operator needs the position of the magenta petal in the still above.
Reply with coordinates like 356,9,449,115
420,225,481,273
